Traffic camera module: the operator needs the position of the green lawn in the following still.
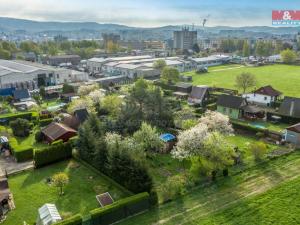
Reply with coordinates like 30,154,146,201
0,125,47,151
184,64,300,97
119,151,300,225
191,175,300,225
4,160,129,225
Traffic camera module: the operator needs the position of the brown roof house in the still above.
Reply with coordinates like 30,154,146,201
42,122,77,144
188,85,210,106
173,83,193,99
284,123,300,147
242,85,282,107
61,108,89,130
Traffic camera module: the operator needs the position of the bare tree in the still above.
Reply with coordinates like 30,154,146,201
235,72,257,93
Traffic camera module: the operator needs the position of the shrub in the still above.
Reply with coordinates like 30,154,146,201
39,118,53,127
9,118,31,137
90,192,149,225
51,139,64,146
35,130,43,143
13,147,34,162
158,175,187,203
54,214,82,225
34,142,72,168
250,142,267,161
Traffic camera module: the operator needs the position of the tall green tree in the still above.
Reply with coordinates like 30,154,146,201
161,67,180,84
281,49,297,64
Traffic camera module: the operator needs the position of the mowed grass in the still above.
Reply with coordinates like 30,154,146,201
184,64,300,97
193,175,300,225
4,160,128,225
119,151,300,225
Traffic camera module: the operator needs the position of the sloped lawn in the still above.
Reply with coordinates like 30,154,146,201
4,160,129,225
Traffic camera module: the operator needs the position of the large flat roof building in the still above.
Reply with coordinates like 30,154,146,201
0,60,88,90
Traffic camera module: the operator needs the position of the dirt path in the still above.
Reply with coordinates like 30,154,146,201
210,65,245,72
155,157,300,225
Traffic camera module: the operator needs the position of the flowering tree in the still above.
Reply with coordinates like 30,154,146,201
89,89,105,103
198,110,233,135
171,124,209,161
78,84,99,96
67,97,95,114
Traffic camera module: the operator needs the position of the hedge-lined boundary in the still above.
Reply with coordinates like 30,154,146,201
0,112,38,124
54,214,82,225
13,147,33,162
74,156,132,196
34,142,72,168
39,118,53,127
90,192,150,225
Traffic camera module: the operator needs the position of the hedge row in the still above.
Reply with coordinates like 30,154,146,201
54,214,82,225
34,142,72,168
231,120,267,134
13,147,34,162
90,192,150,225
0,112,37,124
39,118,53,127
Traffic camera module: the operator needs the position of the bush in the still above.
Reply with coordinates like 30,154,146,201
51,139,63,146
34,142,72,168
35,130,43,143
54,214,82,225
90,192,149,225
13,147,33,162
0,112,37,125
158,175,187,203
9,118,31,137
250,142,267,161
39,118,53,127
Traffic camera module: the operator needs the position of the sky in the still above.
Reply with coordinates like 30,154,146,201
0,0,299,27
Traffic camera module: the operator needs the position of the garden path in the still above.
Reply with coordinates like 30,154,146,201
0,156,33,177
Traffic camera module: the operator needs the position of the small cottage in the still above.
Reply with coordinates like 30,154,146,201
41,122,77,144
284,123,300,146
242,85,282,106
217,95,247,119
188,85,209,106
173,83,193,99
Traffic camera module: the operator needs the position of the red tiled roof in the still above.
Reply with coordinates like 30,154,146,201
287,123,300,133
254,85,282,97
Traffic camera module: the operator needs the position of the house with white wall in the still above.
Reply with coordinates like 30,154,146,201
242,85,282,107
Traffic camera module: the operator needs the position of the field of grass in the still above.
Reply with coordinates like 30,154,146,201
4,160,128,225
192,175,300,225
120,151,300,225
184,64,300,97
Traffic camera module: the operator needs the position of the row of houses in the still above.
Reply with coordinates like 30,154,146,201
87,55,230,78
0,60,88,91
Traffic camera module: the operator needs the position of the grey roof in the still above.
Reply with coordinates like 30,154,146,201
175,82,193,89
217,94,246,109
278,97,300,118
13,89,30,100
74,108,89,123
189,85,209,101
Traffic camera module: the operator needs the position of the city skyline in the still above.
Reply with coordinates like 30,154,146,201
0,0,299,27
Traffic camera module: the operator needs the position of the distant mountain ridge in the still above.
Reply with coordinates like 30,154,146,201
0,17,299,34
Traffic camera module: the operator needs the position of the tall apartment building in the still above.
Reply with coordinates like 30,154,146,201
173,27,197,50
102,33,121,48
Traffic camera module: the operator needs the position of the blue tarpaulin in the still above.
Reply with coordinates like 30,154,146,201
160,133,176,142
0,87,15,96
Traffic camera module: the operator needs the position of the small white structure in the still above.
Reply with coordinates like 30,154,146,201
36,204,62,225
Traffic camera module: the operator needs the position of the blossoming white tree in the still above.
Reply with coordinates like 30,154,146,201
198,110,233,135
